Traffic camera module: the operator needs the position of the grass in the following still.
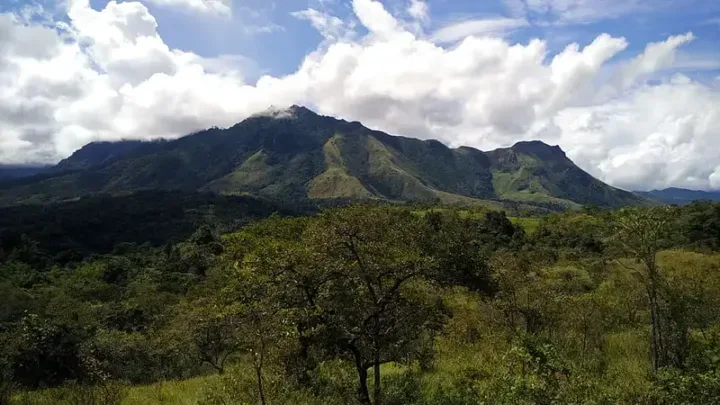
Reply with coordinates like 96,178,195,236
123,378,212,405
20,249,718,405
307,136,376,199
11,319,656,405
205,150,275,192
509,216,542,234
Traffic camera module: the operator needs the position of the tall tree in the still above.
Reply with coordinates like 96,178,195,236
172,298,241,375
306,207,447,405
611,206,677,371
221,234,297,405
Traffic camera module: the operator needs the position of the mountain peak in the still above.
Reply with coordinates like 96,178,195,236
250,105,318,120
510,140,567,160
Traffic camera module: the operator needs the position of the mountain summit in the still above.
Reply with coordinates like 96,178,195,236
0,107,645,209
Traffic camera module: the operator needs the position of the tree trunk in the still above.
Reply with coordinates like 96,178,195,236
350,344,371,405
356,363,371,405
255,346,267,405
296,324,313,387
647,258,664,372
648,285,660,371
373,347,381,405
255,362,266,405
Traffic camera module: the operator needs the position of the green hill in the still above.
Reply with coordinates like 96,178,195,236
487,141,646,209
0,106,647,209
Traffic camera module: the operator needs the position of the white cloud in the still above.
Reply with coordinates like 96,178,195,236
552,75,720,191
352,0,400,36
430,17,529,43
142,0,232,16
619,32,694,88
291,8,355,42
407,0,429,24
711,166,720,189
1,0,719,191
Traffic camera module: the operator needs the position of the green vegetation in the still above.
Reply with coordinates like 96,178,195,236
1,195,720,404
0,108,646,210
487,141,646,209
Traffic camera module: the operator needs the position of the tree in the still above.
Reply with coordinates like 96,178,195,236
490,252,554,337
174,299,242,374
221,235,296,405
610,206,677,371
421,211,497,293
306,207,448,405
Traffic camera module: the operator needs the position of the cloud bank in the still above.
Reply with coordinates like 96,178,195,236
0,0,718,191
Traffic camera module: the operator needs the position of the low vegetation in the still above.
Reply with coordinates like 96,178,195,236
1,198,720,404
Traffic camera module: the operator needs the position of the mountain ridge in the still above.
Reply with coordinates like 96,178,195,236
0,106,647,209
637,188,720,205
0,164,52,182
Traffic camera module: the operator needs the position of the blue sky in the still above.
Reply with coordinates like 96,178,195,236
0,0,719,191
71,0,720,79
4,0,713,79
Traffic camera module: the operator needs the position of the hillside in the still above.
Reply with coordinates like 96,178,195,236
0,191,300,259
487,141,645,209
0,106,646,209
637,187,720,205
0,165,50,181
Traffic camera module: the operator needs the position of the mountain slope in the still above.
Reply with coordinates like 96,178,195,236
0,165,50,182
0,106,646,209
487,141,644,208
637,188,720,205
54,140,146,171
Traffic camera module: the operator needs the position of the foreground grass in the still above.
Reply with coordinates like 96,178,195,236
11,377,212,405
20,251,717,405
123,378,211,405
14,316,656,405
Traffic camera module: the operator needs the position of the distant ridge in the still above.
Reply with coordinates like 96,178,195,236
637,188,720,205
0,165,51,182
0,106,648,210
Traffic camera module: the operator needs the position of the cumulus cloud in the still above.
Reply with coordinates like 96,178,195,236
553,75,720,190
0,0,719,191
143,0,231,16
619,32,694,88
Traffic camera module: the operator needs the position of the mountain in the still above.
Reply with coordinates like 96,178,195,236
637,188,720,205
0,106,646,209
487,141,643,209
54,140,146,171
0,165,51,181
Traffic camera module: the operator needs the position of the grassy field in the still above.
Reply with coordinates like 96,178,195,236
12,276,661,405
13,322,651,405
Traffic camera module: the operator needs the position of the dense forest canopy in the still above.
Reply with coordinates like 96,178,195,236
1,194,720,404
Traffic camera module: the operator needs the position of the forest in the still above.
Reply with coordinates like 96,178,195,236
1,197,720,404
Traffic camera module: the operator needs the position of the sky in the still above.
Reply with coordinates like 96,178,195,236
0,0,719,191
